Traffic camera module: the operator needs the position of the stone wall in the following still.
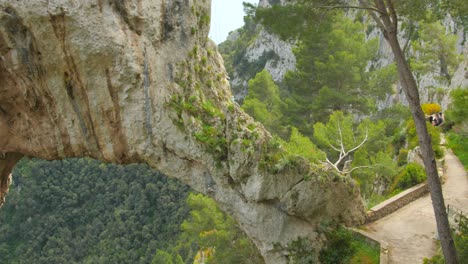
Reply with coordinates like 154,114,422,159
367,154,445,223
366,183,429,223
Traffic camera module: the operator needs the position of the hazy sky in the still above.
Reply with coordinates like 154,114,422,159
209,0,258,44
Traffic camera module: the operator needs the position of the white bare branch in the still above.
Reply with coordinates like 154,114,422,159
323,129,369,175
345,130,368,156
346,164,383,174
325,157,341,173
337,121,345,154
328,143,341,153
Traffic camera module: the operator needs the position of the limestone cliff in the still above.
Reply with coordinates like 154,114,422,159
370,17,467,110
223,27,295,100
219,0,296,100
0,0,365,263
225,0,467,107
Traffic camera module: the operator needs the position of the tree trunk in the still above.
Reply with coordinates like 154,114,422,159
439,54,451,81
381,14,459,264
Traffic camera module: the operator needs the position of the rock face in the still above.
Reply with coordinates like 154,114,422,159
372,18,468,110
228,28,296,100
230,0,467,107
0,0,365,262
220,0,296,100
407,147,425,167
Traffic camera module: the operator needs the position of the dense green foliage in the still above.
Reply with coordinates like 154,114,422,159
279,127,325,164
446,88,468,125
411,19,461,81
391,163,427,191
406,119,443,158
447,133,468,169
319,226,379,264
319,226,356,263
446,88,468,168
0,158,191,264
157,193,263,264
282,13,382,129
0,159,261,264
242,70,285,135
284,226,379,264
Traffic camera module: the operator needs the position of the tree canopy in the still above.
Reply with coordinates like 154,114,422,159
0,158,191,263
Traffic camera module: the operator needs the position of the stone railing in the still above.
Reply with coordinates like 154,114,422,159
366,154,445,223
366,183,429,223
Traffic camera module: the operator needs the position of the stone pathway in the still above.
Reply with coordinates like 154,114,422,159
364,149,468,264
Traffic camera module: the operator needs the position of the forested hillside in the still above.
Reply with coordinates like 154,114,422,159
0,159,191,263
0,158,262,264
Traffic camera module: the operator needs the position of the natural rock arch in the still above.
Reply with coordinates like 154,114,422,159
0,1,365,262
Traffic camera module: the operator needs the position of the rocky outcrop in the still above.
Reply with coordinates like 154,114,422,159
370,16,467,110
407,146,425,167
0,0,365,263
220,0,296,100
227,28,296,100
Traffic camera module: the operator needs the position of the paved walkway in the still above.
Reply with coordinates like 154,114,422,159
364,149,468,264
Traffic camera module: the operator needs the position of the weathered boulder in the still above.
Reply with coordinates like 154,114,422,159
408,146,425,167
0,0,365,262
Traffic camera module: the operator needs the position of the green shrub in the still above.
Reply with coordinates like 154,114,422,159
446,88,468,126
319,226,356,264
423,254,445,264
428,124,444,158
287,225,380,264
194,125,227,160
391,163,427,191
280,127,325,164
406,119,443,158
350,236,380,264
397,148,409,166
447,132,468,169
456,215,468,261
